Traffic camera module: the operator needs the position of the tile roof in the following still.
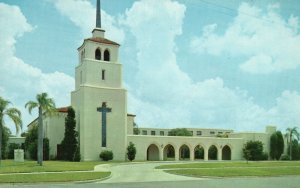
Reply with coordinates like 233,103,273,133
57,107,69,113
86,37,120,46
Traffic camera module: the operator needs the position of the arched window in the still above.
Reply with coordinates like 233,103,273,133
104,49,110,61
95,48,101,60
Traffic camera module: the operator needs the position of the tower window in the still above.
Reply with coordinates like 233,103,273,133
102,70,105,80
95,48,101,60
104,49,110,61
81,51,84,62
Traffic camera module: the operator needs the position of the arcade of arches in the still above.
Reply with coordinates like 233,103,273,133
146,143,232,161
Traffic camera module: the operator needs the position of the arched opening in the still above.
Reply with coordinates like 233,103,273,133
194,145,204,160
104,49,110,61
95,48,101,60
163,144,175,161
179,145,190,160
222,145,231,160
208,145,218,160
147,144,159,161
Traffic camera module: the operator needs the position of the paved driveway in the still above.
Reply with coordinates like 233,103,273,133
96,162,205,183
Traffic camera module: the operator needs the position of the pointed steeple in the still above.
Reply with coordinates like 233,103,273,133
92,0,105,38
96,0,101,28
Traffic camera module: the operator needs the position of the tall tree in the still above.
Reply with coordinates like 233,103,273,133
1,126,12,160
270,131,284,160
0,97,22,163
61,107,78,161
25,93,56,166
286,127,300,160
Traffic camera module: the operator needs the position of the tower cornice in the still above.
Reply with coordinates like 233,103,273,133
77,37,120,50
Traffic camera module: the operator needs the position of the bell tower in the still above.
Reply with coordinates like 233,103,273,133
71,0,127,161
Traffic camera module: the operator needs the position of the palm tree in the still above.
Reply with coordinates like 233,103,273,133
25,93,56,166
286,127,300,160
0,97,22,162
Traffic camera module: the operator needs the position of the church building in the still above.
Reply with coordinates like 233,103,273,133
27,0,280,161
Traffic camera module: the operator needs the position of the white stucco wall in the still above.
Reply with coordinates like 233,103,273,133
8,137,25,145
44,113,66,159
127,115,135,135
127,135,244,161
72,32,127,161
138,127,233,137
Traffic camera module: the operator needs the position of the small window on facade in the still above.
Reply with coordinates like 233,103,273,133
102,70,105,80
197,131,202,136
218,132,223,134
151,131,155,135
160,131,164,136
210,131,215,135
104,49,110,61
190,131,193,136
95,48,101,60
142,130,147,135
81,51,84,62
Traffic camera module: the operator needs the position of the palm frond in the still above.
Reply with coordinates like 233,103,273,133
45,99,57,116
5,108,22,134
0,97,11,112
37,93,48,106
25,101,39,114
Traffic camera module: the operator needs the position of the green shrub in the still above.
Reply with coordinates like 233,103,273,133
99,150,113,161
73,145,81,162
43,138,50,160
7,143,20,159
168,128,192,136
1,126,11,159
24,126,49,160
127,142,136,161
260,152,269,160
287,140,300,160
243,140,268,161
280,154,290,160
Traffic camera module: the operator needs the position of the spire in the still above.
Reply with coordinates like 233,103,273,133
96,0,101,28
92,0,105,38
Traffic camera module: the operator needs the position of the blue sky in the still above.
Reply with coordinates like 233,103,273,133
0,0,300,135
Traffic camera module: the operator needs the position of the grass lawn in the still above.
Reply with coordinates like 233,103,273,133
0,172,111,183
158,161,300,177
0,160,114,183
157,161,300,169
0,160,117,174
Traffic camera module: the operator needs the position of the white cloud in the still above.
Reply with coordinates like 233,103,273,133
190,2,300,74
2,0,298,135
267,91,300,130
48,0,125,44
0,3,74,135
122,0,300,132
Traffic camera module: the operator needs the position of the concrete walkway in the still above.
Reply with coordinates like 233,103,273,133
95,162,207,183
